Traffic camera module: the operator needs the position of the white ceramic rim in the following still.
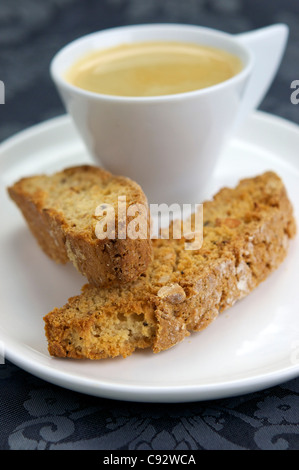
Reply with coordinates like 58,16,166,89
1,110,299,402
50,23,253,103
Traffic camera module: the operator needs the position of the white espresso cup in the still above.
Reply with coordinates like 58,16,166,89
50,23,288,204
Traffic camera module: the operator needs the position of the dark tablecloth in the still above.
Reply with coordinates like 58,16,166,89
0,0,299,451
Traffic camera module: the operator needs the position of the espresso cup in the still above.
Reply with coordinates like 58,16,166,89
50,23,288,204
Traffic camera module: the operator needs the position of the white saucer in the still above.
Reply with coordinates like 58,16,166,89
0,111,298,403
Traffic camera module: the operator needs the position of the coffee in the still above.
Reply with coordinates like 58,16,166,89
65,41,242,97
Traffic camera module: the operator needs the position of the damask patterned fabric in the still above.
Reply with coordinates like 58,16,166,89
0,0,299,450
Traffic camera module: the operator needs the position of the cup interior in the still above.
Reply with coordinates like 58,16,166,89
50,23,252,100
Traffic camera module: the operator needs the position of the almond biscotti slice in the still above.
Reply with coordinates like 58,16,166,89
8,165,152,287
44,171,296,359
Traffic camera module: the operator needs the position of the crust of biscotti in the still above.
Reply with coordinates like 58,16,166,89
8,165,152,286
44,289,158,359
43,171,296,359
7,181,69,264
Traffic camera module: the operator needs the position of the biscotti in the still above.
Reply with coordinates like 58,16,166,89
8,165,152,287
44,171,296,359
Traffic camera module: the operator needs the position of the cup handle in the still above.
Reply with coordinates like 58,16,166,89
234,24,289,128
